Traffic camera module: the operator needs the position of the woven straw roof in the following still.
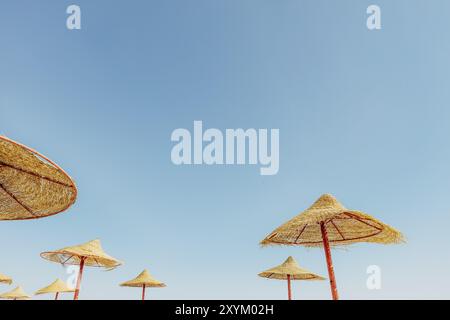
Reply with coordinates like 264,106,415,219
35,279,75,295
120,269,166,288
40,239,122,268
0,135,77,221
0,286,31,300
258,256,325,280
0,272,12,285
261,194,404,247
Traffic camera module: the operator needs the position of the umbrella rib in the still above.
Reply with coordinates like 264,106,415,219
268,233,278,240
329,219,346,240
94,258,101,266
344,213,383,231
61,254,74,265
0,182,35,216
294,224,308,243
0,161,73,188
267,229,383,245
298,230,383,245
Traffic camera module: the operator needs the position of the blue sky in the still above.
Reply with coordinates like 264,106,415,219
1,0,450,299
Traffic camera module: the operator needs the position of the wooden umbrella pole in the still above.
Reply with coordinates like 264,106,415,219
74,257,86,300
55,292,59,300
320,221,339,300
142,284,146,301
287,275,292,300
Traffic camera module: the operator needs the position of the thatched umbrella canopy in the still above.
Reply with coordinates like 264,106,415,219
0,135,77,220
0,272,12,285
261,194,404,300
40,239,122,300
259,256,325,300
35,279,75,300
120,269,166,300
0,286,31,300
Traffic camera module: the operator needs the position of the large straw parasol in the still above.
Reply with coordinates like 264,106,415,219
0,272,12,285
258,256,325,300
35,278,75,300
120,269,166,300
260,194,404,300
40,239,122,300
0,286,31,300
0,135,77,220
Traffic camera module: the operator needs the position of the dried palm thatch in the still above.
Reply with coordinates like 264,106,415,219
0,272,12,285
0,286,31,300
35,279,75,296
260,194,404,300
258,256,324,300
260,194,404,247
121,269,166,288
121,269,166,300
0,135,77,221
40,239,122,300
258,256,325,281
40,239,122,269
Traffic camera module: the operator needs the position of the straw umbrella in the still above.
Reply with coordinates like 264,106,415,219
40,239,122,300
0,135,77,220
35,279,75,300
0,286,31,300
260,194,404,300
0,272,12,285
258,256,325,300
120,269,166,300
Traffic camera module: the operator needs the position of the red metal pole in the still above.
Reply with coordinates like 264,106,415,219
320,221,339,300
142,284,146,301
74,257,86,300
55,292,59,300
287,275,292,300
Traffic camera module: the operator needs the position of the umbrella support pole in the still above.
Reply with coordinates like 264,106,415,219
320,222,339,300
74,257,86,300
142,284,146,301
55,292,59,300
287,275,292,300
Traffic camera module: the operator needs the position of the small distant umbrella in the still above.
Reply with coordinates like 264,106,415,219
40,239,122,300
120,269,166,300
0,286,31,300
261,194,404,300
0,135,77,220
0,272,12,285
258,256,325,300
35,279,75,300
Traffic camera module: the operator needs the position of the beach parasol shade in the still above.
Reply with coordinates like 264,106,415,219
260,194,404,300
40,239,122,300
0,272,12,285
258,256,325,300
120,269,166,300
0,286,31,300
35,278,75,300
0,135,77,220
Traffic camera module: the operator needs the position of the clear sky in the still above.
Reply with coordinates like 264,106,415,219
1,0,450,299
